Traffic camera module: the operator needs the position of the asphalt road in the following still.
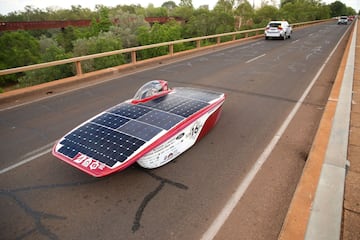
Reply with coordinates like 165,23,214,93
0,21,351,240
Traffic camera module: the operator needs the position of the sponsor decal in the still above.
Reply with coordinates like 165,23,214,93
73,153,106,171
189,121,203,139
164,152,174,162
176,132,185,140
137,120,205,168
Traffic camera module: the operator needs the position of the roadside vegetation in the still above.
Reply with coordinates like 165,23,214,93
0,0,357,91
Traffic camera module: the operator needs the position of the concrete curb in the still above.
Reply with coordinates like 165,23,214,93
305,19,356,239
279,19,357,239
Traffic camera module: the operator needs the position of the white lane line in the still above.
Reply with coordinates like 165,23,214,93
245,54,266,63
0,142,55,175
201,27,344,240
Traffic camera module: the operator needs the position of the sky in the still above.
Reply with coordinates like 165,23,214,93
0,0,359,15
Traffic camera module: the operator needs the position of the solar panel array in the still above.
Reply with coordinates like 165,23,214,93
56,88,223,168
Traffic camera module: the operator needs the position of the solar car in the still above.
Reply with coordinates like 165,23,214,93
52,80,225,177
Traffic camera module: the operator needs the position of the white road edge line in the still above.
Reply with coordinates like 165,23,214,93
201,27,345,240
245,54,266,63
0,142,55,175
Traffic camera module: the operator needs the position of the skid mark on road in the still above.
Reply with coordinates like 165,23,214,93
0,179,100,240
1,167,188,238
132,170,188,232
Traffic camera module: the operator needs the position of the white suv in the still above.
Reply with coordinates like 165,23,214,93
337,16,348,25
264,21,292,40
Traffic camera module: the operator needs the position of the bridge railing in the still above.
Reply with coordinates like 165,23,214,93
0,19,333,79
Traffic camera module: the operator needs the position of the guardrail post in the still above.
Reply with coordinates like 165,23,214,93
196,40,201,48
131,51,137,64
216,37,220,44
245,33,248,38
232,35,236,41
75,61,83,76
169,44,174,55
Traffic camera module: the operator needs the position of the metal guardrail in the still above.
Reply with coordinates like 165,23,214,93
0,19,332,78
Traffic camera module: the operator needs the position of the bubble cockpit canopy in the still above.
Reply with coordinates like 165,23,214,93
133,80,169,101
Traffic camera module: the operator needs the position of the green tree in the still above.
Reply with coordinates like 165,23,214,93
109,9,150,48
328,1,347,17
0,4,95,21
281,0,295,7
137,21,184,59
253,5,279,26
162,1,178,10
345,6,356,16
0,31,40,86
162,1,178,16
90,5,112,36
183,9,234,38
183,8,214,37
72,31,125,73
22,5,48,21
55,26,78,52
18,38,73,87
315,4,331,20
145,4,168,17
112,4,142,14
172,5,194,20
172,0,194,20
280,0,326,22
214,12,235,34
179,0,194,8
234,0,254,29
214,0,235,14
39,38,73,78
0,5,48,21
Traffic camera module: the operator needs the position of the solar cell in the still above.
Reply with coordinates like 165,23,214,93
175,88,223,102
139,89,218,118
137,109,184,130
140,94,191,112
109,103,151,119
170,100,209,117
92,112,129,129
117,120,163,141
59,122,145,167
58,143,78,158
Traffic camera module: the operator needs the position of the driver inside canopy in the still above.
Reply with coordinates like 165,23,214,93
133,80,169,100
